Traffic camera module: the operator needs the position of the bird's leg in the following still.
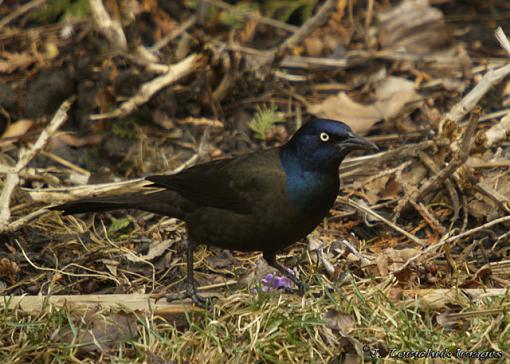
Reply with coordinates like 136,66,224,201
167,235,208,306
186,239,210,305
263,251,305,295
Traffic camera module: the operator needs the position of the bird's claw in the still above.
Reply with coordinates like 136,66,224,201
166,285,211,307
296,281,306,296
187,285,211,307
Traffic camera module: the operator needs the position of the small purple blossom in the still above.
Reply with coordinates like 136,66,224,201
261,273,293,292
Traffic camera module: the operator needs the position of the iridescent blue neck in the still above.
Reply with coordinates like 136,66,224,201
279,147,340,213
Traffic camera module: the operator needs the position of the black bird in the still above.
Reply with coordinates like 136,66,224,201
51,118,377,303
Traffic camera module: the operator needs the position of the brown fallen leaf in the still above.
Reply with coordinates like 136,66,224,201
308,92,380,134
308,77,420,134
0,119,34,147
52,133,103,148
58,310,138,354
374,247,421,277
304,36,324,57
324,310,355,335
125,239,174,262
0,52,36,73
0,258,20,285
324,310,366,359
378,0,451,54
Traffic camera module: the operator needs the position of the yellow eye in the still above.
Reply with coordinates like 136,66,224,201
320,132,330,142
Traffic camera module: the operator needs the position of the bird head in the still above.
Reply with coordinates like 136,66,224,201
284,118,378,170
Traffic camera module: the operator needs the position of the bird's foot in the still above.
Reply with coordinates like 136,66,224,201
187,285,210,306
282,278,306,296
166,285,211,307
295,280,306,296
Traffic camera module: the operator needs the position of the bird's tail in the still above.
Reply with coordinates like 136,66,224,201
49,190,192,220
50,193,155,215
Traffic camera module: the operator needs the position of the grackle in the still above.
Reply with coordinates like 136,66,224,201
51,118,377,304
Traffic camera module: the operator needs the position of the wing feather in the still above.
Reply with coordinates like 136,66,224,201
146,158,252,213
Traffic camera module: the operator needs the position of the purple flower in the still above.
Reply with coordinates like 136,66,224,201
261,273,293,292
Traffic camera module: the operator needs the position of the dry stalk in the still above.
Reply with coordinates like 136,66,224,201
272,0,338,58
11,127,210,233
0,98,74,230
150,15,198,52
438,27,510,134
91,54,204,121
0,0,46,29
416,107,481,202
89,0,127,51
347,199,426,246
394,213,510,275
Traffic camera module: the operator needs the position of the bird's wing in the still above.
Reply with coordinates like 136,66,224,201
147,149,286,214
146,154,255,213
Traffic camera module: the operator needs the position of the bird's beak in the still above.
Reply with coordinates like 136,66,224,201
340,133,379,152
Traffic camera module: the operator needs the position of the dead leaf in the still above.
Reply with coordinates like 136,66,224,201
354,175,390,205
52,133,103,148
378,0,451,54
125,239,174,262
206,252,236,269
381,177,402,200
59,311,138,354
308,77,420,134
0,258,20,285
388,287,403,302
324,310,366,359
101,259,119,277
374,248,421,277
0,52,36,73
374,77,421,118
324,310,355,335
0,119,34,147
304,36,324,57
483,112,510,147
308,93,380,134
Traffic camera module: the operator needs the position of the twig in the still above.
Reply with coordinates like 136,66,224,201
409,200,445,235
0,98,74,230
14,238,120,284
23,127,210,206
89,0,127,51
272,0,337,61
151,15,198,52
91,54,204,120
495,26,510,56
394,213,510,275
415,108,481,201
0,0,47,29
438,27,510,133
347,199,426,247
446,214,510,244
481,111,510,148
1,208,49,233
40,150,91,176
474,29,510,148
417,150,459,223
1,293,202,314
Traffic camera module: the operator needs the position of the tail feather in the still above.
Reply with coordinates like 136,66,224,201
49,190,194,220
50,195,137,215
